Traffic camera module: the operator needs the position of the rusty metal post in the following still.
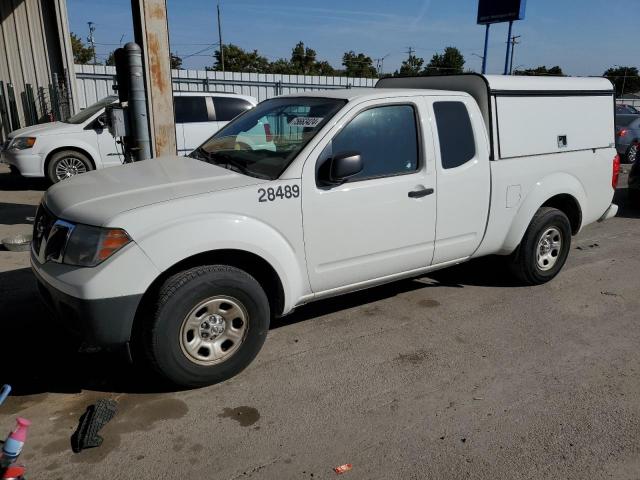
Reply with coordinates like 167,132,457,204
131,0,176,158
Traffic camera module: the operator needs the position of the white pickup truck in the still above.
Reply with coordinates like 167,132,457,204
31,74,619,387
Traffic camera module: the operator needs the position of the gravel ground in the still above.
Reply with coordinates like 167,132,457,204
0,163,639,480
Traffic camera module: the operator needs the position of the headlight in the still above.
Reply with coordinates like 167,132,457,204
11,137,36,150
63,224,131,267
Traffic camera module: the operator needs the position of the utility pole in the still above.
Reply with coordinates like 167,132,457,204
509,35,521,75
503,20,513,75
87,21,97,65
217,2,225,72
622,67,628,97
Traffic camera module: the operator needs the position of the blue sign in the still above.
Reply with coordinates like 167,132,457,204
477,0,527,25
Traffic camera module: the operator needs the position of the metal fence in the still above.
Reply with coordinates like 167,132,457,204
74,64,377,109
0,75,71,143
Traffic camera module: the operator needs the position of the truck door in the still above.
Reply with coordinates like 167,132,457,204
302,98,437,293
428,97,491,264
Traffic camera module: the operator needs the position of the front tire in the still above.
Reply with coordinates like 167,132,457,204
143,265,270,388
509,207,572,285
47,150,93,183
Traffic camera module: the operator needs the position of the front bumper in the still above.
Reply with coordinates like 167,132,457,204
30,238,160,347
1,149,44,177
33,266,142,347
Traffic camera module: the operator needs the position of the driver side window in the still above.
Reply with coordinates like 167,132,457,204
328,104,420,182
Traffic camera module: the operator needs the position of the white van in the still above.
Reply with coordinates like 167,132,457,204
1,91,256,183
31,75,618,387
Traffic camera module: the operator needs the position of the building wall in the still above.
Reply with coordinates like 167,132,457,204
0,0,75,140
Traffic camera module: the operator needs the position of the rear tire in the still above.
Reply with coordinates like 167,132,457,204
47,150,93,183
509,207,572,285
142,265,270,388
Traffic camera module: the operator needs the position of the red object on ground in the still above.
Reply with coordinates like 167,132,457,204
334,463,353,474
1,465,26,479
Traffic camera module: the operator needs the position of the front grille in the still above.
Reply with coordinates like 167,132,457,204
32,204,55,256
32,204,74,263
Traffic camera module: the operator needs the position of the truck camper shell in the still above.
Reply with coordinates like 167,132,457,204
376,74,615,161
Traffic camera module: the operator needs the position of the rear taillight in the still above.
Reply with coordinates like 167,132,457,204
617,129,628,138
264,123,273,143
612,154,621,189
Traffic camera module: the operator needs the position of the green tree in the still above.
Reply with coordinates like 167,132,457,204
170,54,183,70
269,58,294,74
397,54,424,77
424,47,465,76
212,44,270,73
71,32,95,65
603,66,640,96
315,60,336,76
290,41,318,74
513,65,564,76
342,51,377,78
105,51,115,66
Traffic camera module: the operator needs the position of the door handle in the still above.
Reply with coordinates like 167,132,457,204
408,188,434,199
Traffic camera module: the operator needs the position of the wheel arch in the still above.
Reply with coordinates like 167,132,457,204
44,146,97,173
500,173,586,254
132,249,287,344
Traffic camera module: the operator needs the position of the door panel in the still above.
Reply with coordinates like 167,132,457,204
429,97,491,264
302,99,437,293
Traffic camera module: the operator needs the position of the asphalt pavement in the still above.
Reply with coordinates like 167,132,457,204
0,164,639,479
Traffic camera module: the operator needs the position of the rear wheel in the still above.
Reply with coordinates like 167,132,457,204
509,207,572,285
47,150,93,183
142,265,270,388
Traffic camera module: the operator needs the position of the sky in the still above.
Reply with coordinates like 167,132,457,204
66,0,636,76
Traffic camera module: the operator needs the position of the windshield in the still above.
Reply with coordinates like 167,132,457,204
64,96,117,124
190,97,347,179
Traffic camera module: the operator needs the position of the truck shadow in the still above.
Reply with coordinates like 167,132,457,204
613,188,640,219
1,257,515,396
0,202,37,226
0,171,48,192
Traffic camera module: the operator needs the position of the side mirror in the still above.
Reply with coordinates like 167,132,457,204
328,151,363,184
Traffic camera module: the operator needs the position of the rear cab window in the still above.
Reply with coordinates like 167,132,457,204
433,101,476,169
175,96,210,123
213,97,254,122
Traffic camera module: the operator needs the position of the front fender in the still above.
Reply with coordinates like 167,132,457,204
501,172,586,254
133,213,308,314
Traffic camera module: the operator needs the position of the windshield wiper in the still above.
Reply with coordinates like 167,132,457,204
191,148,270,179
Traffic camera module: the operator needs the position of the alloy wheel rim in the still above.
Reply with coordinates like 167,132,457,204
55,157,87,181
536,227,562,271
179,296,249,366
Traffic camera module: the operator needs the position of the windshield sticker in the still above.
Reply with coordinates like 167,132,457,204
288,117,324,128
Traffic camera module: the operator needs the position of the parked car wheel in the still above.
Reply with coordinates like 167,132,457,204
509,207,572,285
47,150,93,183
142,265,270,388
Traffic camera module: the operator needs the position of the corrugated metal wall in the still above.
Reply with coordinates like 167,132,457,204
0,0,74,140
75,64,378,108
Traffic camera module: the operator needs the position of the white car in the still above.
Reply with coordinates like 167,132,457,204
1,91,256,183
31,75,618,387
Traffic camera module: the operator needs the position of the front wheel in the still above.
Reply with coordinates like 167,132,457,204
509,207,572,285
47,150,93,183
142,265,270,388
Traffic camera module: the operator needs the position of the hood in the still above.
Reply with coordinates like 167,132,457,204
44,156,267,225
9,122,82,139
